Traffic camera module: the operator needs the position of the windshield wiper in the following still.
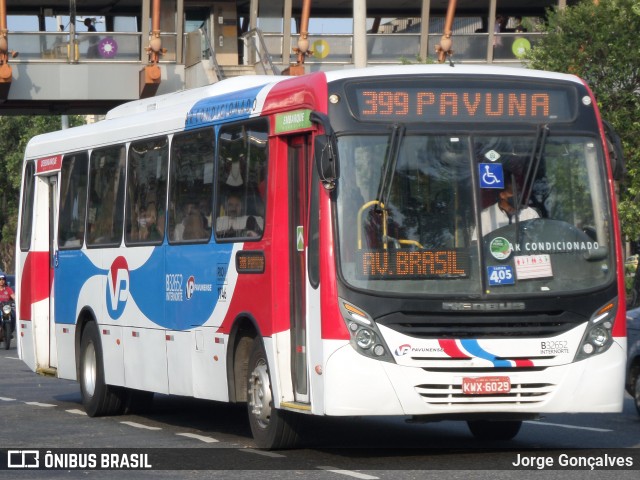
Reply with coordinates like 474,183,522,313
375,123,406,211
512,124,547,245
521,124,549,209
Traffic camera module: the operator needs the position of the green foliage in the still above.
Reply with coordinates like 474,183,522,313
399,55,435,65
0,115,85,272
525,0,640,241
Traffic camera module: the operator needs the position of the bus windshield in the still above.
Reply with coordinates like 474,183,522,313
336,132,614,296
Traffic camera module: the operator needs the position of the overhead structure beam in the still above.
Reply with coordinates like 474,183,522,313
0,0,17,99
140,0,163,98
435,0,456,64
286,0,312,75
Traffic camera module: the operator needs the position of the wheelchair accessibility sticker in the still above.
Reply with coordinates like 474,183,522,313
479,163,504,189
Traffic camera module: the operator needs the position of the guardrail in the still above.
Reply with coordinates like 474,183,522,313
262,32,541,65
6,31,542,66
7,31,178,63
241,29,279,75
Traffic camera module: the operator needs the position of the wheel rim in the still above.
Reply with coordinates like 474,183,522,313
82,341,97,398
635,375,640,412
248,358,272,428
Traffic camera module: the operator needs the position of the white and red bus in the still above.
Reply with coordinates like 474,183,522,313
16,65,627,448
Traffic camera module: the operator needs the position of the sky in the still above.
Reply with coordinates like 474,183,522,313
7,16,135,33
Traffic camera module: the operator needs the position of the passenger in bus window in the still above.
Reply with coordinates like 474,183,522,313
199,198,213,229
173,203,196,241
216,193,263,238
472,174,539,240
223,155,245,188
182,209,207,241
138,202,162,241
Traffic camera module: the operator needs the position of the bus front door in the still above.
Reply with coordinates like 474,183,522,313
46,176,59,370
32,174,59,373
288,135,310,403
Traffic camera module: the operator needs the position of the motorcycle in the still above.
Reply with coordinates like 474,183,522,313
0,302,13,350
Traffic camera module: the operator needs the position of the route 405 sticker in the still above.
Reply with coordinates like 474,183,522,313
487,265,515,286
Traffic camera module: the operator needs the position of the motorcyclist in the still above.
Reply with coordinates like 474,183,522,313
0,274,15,334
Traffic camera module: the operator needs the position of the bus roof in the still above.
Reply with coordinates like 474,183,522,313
24,65,583,161
322,64,583,84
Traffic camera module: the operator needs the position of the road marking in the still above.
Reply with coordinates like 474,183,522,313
5,356,20,360
66,409,87,415
524,420,612,432
120,421,161,431
317,467,379,479
176,433,219,443
24,402,56,407
0,396,16,401
240,448,286,458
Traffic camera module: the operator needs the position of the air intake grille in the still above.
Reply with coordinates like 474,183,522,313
415,382,555,406
378,311,583,339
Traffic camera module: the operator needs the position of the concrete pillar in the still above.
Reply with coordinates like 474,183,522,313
353,0,367,68
486,0,497,63
141,0,150,62
419,0,431,62
284,0,293,67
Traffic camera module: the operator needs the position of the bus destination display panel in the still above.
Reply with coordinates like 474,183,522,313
347,80,576,123
356,249,470,280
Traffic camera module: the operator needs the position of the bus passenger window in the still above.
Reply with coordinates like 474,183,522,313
126,137,168,245
215,119,268,242
19,161,36,251
168,128,214,244
58,152,89,250
86,145,125,247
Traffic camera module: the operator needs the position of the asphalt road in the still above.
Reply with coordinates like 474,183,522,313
0,343,638,479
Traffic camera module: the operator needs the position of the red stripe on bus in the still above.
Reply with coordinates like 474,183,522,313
438,339,471,359
19,251,52,321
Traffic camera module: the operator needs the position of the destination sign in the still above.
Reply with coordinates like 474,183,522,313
347,80,575,123
356,249,469,279
35,154,63,175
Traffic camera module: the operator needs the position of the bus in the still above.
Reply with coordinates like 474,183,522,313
16,65,627,448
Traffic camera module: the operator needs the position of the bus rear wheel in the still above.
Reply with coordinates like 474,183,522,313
467,420,522,441
79,321,126,417
247,338,299,449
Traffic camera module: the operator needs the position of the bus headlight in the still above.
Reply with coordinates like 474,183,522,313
574,300,616,362
355,328,374,349
339,298,395,363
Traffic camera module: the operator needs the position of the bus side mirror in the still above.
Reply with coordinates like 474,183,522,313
310,111,339,190
603,120,625,181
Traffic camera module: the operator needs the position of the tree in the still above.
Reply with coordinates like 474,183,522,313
0,115,85,272
525,0,640,242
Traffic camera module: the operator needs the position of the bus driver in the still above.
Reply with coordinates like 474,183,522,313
472,175,539,240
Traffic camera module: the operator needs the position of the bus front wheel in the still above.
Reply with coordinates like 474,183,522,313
467,420,522,441
247,338,299,449
79,321,126,417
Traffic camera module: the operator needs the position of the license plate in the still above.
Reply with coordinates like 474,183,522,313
461,376,511,395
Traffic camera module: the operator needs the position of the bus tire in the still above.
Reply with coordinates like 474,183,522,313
123,389,154,414
247,338,300,449
467,420,522,441
3,321,10,350
79,321,125,417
